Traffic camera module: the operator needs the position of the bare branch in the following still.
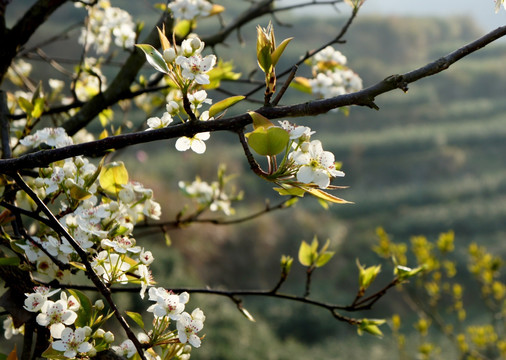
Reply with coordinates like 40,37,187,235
2,25,506,172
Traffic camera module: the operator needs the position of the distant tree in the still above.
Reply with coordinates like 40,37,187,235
0,0,505,359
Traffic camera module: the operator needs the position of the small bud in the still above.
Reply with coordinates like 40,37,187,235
83,326,92,337
34,177,45,188
300,142,310,152
163,48,176,63
108,201,119,212
64,178,75,188
94,328,105,338
190,37,202,50
87,347,97,357
104,331,114,343
94,299,105,310
75,157,85,167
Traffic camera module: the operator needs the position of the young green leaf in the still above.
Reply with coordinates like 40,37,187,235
136,44,169,74
316,251,335,268
126,311,145,329
271,37,293,67
248,111,274,129
99,161,129,197
298,240,314,267
208,95,245,118
245,127,289,156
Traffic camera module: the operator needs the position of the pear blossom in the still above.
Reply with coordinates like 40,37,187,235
19,127,73,149
91,251,131,284
24,287,60,312
101,236,142,254
169,0,212,21
52,327,93,358
112,339,137,358
278,120,314,140
139,249,154,265
36,299,78,338
176,54,216,85
3,316,24,340
291,140,345,189
146,112,173,130
177,308,205,347
175,132,210,154
147,288,189,319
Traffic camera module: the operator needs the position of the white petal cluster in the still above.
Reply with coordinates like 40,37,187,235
308,46,362,98
179,176,234,215
77,0,136,54
169,0,213,21
19,127,73,149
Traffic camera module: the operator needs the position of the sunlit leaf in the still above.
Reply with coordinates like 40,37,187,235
273,186,306,197
136,44,169,74
209,4,225,15
248,111,274,129
209,96,245,118
298,240,313,267
315,251,335,268
17,97,33,115
246,126,289,156
157,26,171,51
126,311,145,329
271,37,293,67
69,184,92,201
173,20,192,38
67,289,92,328
99,161,129,197
306,188,353,204
32,98,45,118
257,45,272,74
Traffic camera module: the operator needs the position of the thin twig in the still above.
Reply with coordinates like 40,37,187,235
272,65,298,106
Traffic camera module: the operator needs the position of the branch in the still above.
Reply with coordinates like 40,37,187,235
2,25,506,172
0,0,68,81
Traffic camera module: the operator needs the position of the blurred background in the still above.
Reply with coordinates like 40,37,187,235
4,0,506,358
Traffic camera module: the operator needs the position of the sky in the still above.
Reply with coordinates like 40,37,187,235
284,0,506,33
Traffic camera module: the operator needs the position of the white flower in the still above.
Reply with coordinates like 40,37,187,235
175,132,210,154
19,127,73,149
278,120,315,140
143,199,161,220
24,286,60,312
112,339,137,358
3,316,24,340
147,288,189,319
139,249,154,265
36,299,78,338
101,236,141,254
52,327,93,358
291,140,344,189
177,309,205,348
176,54,216,85
309,73,333,97
188,90,211,110
60,291,80,312
146,112,173,130
314,46,347,65
91,251,131,284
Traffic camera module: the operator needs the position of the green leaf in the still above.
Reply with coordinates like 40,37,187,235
70,262,86,271
271,37,293,67
298,240,314,267
173,20,192,38
316,251,335,268
99,161,129,197
32,98,45,118
246,127,289,156
135,44,169,74
257,45,272,73
67,289,92,328
209,96,245,118
98,108,114,127
17,97,33,115
272,186,306,197
42,346,66,359
69,184,92,201
248,111,274,129
290,77,313,94
305,188,353,204
357,260,381,290
0,257,20,266
357,319,386,337
126,311,145,329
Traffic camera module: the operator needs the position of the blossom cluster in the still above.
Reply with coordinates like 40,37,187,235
141,35,217,154
76,0,137,54
179,174,239,216
168,0,213,21
279,120,344,189
308,46,363,98
24,287,95,357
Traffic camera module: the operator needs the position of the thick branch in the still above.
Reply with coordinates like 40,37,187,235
1,25,506,172
0,0,68,83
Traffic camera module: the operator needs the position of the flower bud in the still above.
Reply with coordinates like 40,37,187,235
94,328,105,338
83,326,92,337
300,141,310,152
163,48,176,63
104,331,114,343
108,201,119,212
75,156,85,167
64,178,75,188
94,299,104,310
87,347,97,356
190,37,202,51
34,177,45,188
